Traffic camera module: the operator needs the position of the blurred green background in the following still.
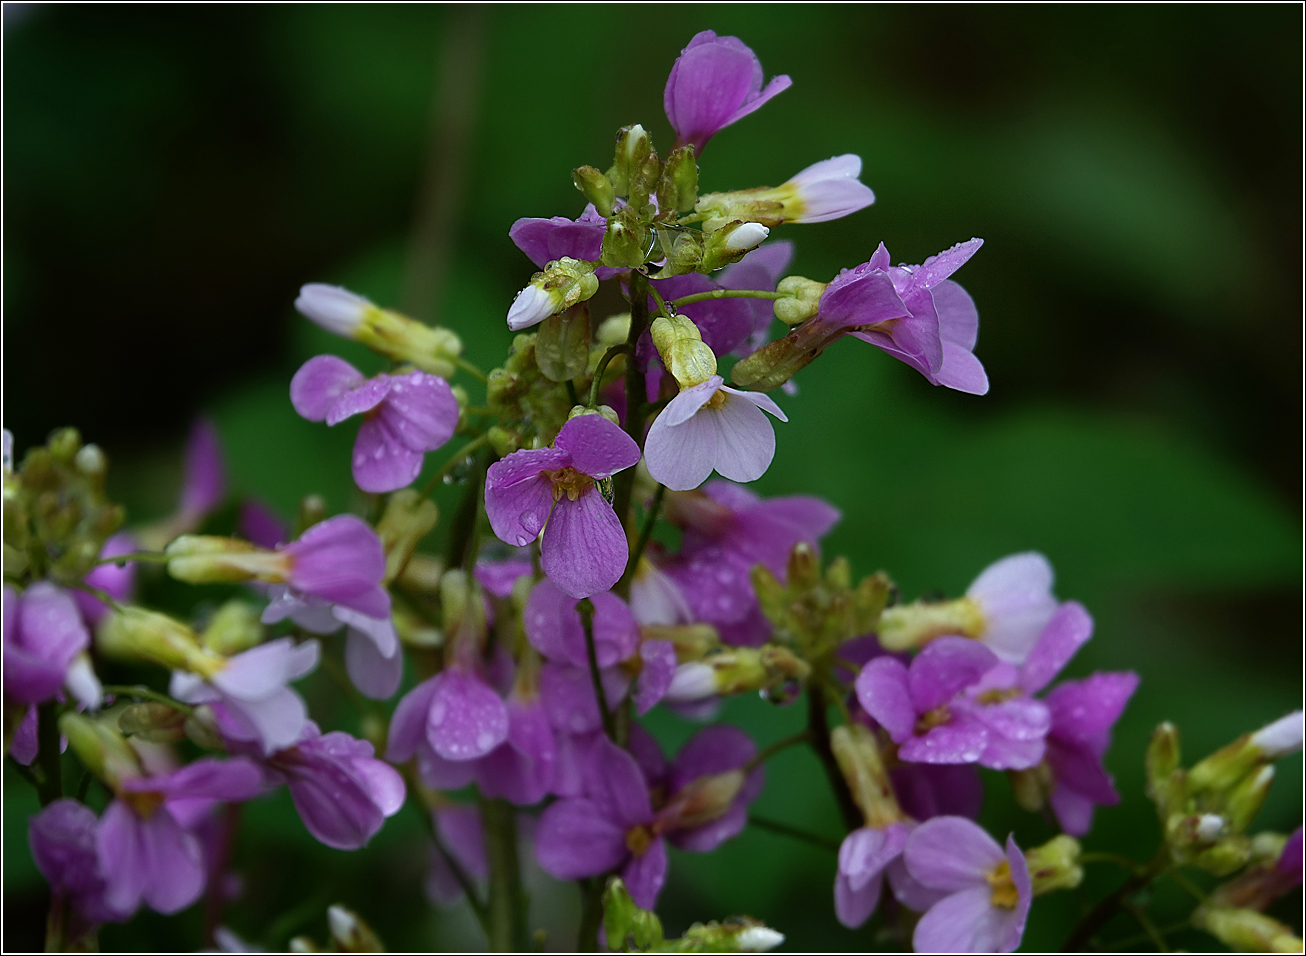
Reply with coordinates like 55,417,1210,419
3,5,1301,952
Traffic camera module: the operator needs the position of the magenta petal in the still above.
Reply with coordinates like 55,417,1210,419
426,670,509,761
386,677,439,762
10,705,38,765
536,798,628,880
509,210,608,273
284,515,385,604
555,414,641,479
899,718,989,765
930,280,988,395
915,238,985,292
326,375,393,425
622,837,668,910
352,414,425,493
1046,671,1139,740
908,637,998,712
473,698,556,805
136,757,263,802
905,816,1004,891
1049,784,1098,837
525,579,638,668
540,491,628,600
418,746,477,790
1019,601,1093,694
97,801,147,916
668,724,756,793
375,370,458,452
586,736,653,829
179,419,226,517
345,628,403,700
634,640,677,715
855,657,916,743
290,355,366,422
485,447,571,546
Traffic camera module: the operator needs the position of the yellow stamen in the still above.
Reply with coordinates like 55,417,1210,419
986,860,1019,909
546,466,594,502
625,825,654,856
915,705,951,734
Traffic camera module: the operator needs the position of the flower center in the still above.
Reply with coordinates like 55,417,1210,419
123,790,166,819
915,705,951,734
625,824,654,856
705,388,729,410
546,466,594,502
976,687,1022,706
986,860,1019,909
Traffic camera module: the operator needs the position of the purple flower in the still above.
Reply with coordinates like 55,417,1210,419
1043,671,1139,836
97,757,263,916
890,763,985,824
171,637,320,754
10,704,39,765
263,587,402,700
473,692,557,805
29,799,128,926
663,31,791,153
658,725,764,853
179,418,227,520
260,723,405,850
388,667,509,766
73,532,138,627
855,636,1049,770
238,500,288,549
834,823,913,928
290,356,459,494
278,514,391,617
1280,828,1304,887
904,817,1032,953
524,579,639,669
3,582,100,708
426,803,489,905
484,414,641,599
509,205,620,279
847,239,987,394
540,660,630,738
644,375,786,491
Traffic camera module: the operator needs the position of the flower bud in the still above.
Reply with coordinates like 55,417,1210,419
650,313,717,389
1145,721,1184,816
596,313,631,347
700,221,770,272
60,711,141,788
376,489,439,585
1227,765,1276,833
97,606,224,678
657,145,698,214
327,904,383,953
600,208,649,269
1189,711,1304,797
830,723,903,828
640,623,719,661
572,164,615,217
654,228,705,277
1009,764,1053,813
165,535,289,585
184,705,226,750
74,443,107,480
660,769,745,830
535,302,593,383
1192,906,1303,953
297,494,328,535
507,258,600,332
1024,835,1083,896
604,877,665,952
295,284,463,378
774,276,827,325
118,701,187,743
877,598,985,653
608,125,653,197
200,600,264,656
440,569,486,647
393,603,443,650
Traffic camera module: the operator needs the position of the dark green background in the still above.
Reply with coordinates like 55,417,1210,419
3,5,1300,952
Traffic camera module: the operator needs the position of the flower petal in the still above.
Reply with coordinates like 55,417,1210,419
536,797,629,880
387,677,439,761
540,490,628,599
555,414,641,479
484,447,571,547
345,628,404,700
139,810,206,914
908,637,997,712
622,837,668,910
1019,601,1093,694
644,402,718,491
855,657,916,744
426,670,509,761
374,370,459,453
904,816,1004,891
290,355,365,422
352,414,425,493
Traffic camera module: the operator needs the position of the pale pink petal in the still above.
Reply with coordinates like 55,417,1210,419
658,377,722,428
540,490,628,599
345,628,403,699
708,392,778,483
904,816,1004,891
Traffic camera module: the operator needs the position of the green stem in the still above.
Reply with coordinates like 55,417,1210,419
669,288,787,309
45,892,66,953
455,356,489,383
67,582,126,616
7,756,39,791
1061,849,1171,952
35,701,63,807
587,344,631,408
576,877,607,952
1123,902,1169,952
743,730,812,773
565,379,580,407
578,599,615,741
442,448,489,574
1079,851,1143,873
91,550,170,566
805,686,863,832
101,685,195,718
647,284,672,318
611,272,652,530
748,815,841,852
421,433,492,498
615,483,665,599
480,796,529,952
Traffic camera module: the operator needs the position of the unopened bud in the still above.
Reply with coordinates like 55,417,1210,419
1193,906,1303,953
658,146,698,214
74,444,107,479
297,494,328,534
654,228,705,277
601,209,649,269
572,164,615,217
785,542,821,590
1227,765,1276,833
1009,764,1053,813
60,712,141,788
774,276,827,325
1145,721,1183,816
608,125,653,197
327,904,383,953
98,607,224,678
118,702,187,743
535,302,593,382
296,284,462,378
48,427,82,464
700,221,770,272
507,258,599,332
201,600,264,656
877,597,985,653
661,770,745,830
1024,835,1083,896
376,489,439,585
640,623,719,661
597,313,631,347
184,705,225,750
604,877,665,951
650,313,717,389
1189,711,1303,801
393,603,443,650
165,535,288,585
830,723,903,828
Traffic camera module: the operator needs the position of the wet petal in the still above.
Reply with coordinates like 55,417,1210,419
540,491,628,599
622,837,668,910
352,414,425,493
484,447,571,547
290,355,365,422
904,816,1003,890
536,798,628,880
425,670,509,761
708,392,777,483
555,414,641,479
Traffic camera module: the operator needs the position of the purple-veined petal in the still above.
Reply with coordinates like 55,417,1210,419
908,637,998,712
374,370,459,453
1045,671,1139,741
290,355,366,422
622,836,668,910
484,447,571,547
644,402,718,492
387,677,439,762
904,816,1004,891
426,669,509,761
663,31,790,152
509,209,608,274
283,515,386,605
352,414,425,493
540,490,628,600
473,697,556,806
1019,601,1093,694
899,718,989,765
855,657,916,743
326,375,393,425
535,798,628,880
586,735,653,829
634,640,677,715
554,414,641,479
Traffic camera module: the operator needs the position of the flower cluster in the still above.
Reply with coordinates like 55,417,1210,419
5,28,1300,956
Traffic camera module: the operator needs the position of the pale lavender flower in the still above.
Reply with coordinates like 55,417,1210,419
664,31,791,152
29,799,128,926
964,551,1059,664
72,532,138,627
509,205,620,278
834,823,913,929
290,355,459,494
426,803,488,905
259,723,405,850
171,637,320,754
97,757,263,916
388,667,509,765
3,582,100,708
644,375,786,491
856,636,1049,770
904,817,1032,953
484,414,641,599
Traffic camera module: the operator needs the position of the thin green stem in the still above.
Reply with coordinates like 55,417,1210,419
91,550,170,567
68,581,127,615
1107,920,1191,951
669,288,787,309
101,685,195,718
1123,902,1169,952
611,272,652,529
576,876,607,952
421,433,491,498
1079,851,1143,873
404,769,491,933
647,284,671,319
35,701,63,807
455,356,489,383
587,344,631,408
615,483,665,599
805,686,863,832
578,599,615,741
480,796,529,952
565,378,580,407
1061,849,1171,952
7,755,40,791
743,730,813,773
748,815,841,852
1165,870,1208,903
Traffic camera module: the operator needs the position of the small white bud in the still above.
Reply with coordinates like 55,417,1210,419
665,662,717,702
723,222,770,252
327,905,356,944
1196,813,1227,842
737,926,785,952
64,654,102,711
1250,711,1304,758
295,283,371,337
3,428,14,472
506,283,557,331
74,443,106,477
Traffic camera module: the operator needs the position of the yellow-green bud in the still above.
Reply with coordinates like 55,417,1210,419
604,878,665,952
600,208,649,269
572,164,615,216
327,905,384,953
830,723,904,828
639,622,720,662
654,228,705,277
296,285,463,378
507,258,600,331
1024,835,1083,895
440,569,486,646
376,489,439,585
297,494,328,535
1145,721,1184,816
60,712,141,788
700,220,771,272
165,535,289,585
877,598,986,653
650,313,717,389
200,600,264,656
1193,907,1304,953
658,145,698,213
535,302,593,382
608,125,652,197
596,313,631,347
97,607,225,677
774,276,827,325
487,425,518,458
118,702,187,743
